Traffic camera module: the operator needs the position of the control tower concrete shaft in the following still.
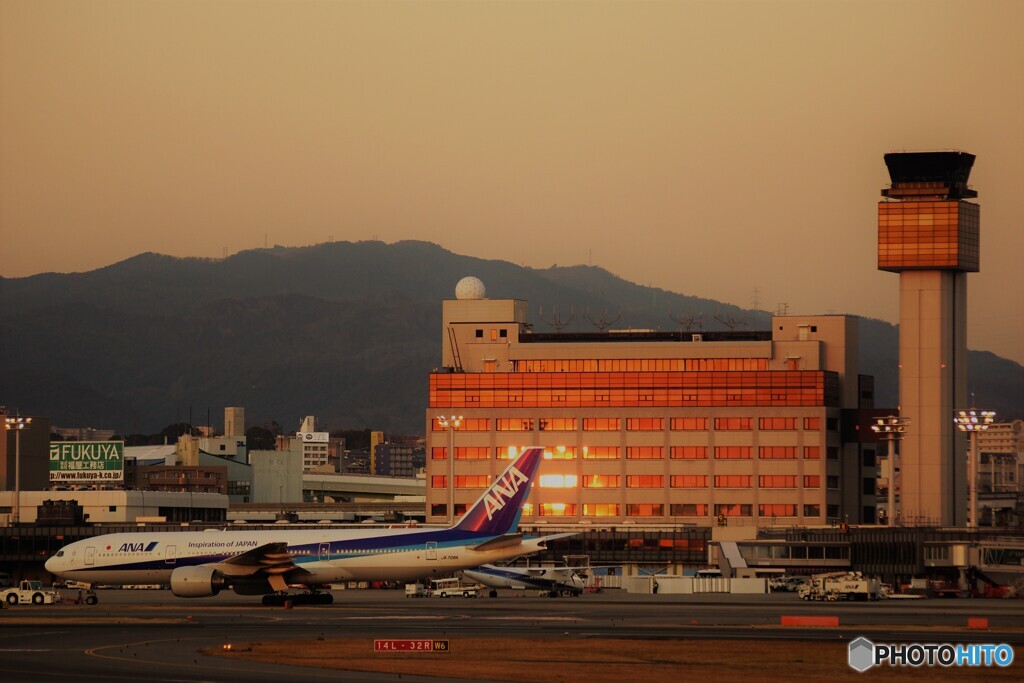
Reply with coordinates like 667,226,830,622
878,151,978,526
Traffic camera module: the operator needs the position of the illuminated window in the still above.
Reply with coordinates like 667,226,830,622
714,446,752,460
454,447,490,460
430,418,490,432
626,475,663,488
431,476,447,488
429,369,832,408
431,447,447,460
582,503,621,517
538,503,576,516
714,504,752,517
454,504,467,516
540,418,577,431
759,417,797,430
803,475,820,488
627,418,664,431
759,446,797,460
539,474,578,488
714,475,751,488
671,503,707,516
454,475,489,488
670,475,707,488
583,418,621,431
803,446,820,460
582,474,620,488
714,417,752,430
543,446,576,460
490,329,498,341
626,504,664,517
626,446,663,460
580,446,619,460
521,503,533,516
670,446,708,460
803,417,821,430
759,504,797,517
758,475,797,488
496,446,521,460
497,418,534,431
670,417,708,430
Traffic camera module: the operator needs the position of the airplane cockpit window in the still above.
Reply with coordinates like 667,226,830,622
57,551,65,557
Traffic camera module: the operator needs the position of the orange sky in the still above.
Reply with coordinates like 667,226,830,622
2,0,1022,364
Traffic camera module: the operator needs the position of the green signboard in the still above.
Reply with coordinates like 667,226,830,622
49,441,124,482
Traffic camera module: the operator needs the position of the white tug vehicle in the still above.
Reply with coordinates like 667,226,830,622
798,571,884,601
1,580,61,606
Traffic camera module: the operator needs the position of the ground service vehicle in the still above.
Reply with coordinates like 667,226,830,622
2,580,61,605
405,583,428,598
798,572,883,601
430,577,479,598
771,576,810,592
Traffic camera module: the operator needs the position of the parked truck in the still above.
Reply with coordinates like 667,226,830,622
798,572,883,601
405,583,428,598
1,580,61,605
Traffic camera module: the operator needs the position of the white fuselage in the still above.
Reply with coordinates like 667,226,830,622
45,527,548,587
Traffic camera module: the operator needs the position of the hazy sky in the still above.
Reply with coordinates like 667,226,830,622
2,1,1022,364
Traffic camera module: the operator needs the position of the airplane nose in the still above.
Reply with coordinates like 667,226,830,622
44,556,56,573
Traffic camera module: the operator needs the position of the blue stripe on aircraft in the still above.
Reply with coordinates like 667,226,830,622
65,527,514,573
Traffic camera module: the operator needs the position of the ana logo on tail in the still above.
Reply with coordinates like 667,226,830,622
483,466,529,520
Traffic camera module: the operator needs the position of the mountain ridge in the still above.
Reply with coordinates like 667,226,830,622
1,241,1020,434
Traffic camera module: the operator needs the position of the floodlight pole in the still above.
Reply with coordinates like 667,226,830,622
871,416,909,527
4,416,31,526
437,415,462,524
954,409,996,529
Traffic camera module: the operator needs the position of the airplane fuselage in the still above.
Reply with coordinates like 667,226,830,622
47,527,549,587
463,564,585,594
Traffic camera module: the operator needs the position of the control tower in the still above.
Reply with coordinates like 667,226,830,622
878,151,978,526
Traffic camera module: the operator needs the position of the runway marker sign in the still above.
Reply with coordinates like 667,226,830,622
374,639,449,653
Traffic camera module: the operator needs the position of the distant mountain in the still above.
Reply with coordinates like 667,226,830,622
1,241,1020,434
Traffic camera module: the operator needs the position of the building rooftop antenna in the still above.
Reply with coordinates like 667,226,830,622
584,306,621,332
714,313,748,330
669,310,703,332
538,305,576,332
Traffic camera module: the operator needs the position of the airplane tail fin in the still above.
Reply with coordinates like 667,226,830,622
454,446,543,535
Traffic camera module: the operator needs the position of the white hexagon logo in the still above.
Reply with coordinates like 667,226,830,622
848,637,875,672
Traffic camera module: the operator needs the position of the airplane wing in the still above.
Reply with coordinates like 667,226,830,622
530,532,578,548
469,533,523,552
470,531,578,557
206,542,306,591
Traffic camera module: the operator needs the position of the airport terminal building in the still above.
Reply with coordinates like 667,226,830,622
426,283,884,528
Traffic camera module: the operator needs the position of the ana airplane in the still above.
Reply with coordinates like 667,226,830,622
463,563,591,597
46,447,562,605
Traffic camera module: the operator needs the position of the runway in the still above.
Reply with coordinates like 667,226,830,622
1,589,1021,682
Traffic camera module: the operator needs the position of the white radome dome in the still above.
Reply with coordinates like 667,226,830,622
455,276,486,300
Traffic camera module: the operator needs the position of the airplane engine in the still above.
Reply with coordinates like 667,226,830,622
170,566,228,598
